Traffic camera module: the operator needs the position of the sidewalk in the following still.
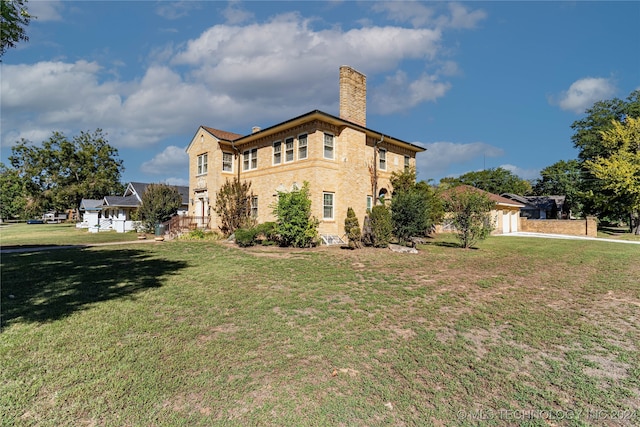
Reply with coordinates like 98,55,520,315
498,231,640,245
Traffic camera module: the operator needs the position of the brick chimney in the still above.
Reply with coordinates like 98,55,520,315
339,66,366,127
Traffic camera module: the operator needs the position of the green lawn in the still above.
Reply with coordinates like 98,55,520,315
1,235,639,426
0,223,142,248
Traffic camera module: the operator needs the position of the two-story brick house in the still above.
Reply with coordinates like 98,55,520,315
186,66,426,239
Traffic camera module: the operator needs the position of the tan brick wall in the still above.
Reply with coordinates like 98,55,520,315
339,66,366,127
188,122,417,237
520,217,597,237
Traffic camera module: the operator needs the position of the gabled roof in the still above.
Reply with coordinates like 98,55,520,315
202,126,243,142
103,195,140,208
79,199,103,211
189,110,426,154
232,110,426,153
444,185,525,208
501,194,565,210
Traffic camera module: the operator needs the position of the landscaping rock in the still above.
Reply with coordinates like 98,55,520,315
388,243,418,254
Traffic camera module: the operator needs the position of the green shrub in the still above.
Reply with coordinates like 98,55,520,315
272,182,319,248
214,178,255,237
344,207,362,249
234,228,258,247
367,205,392,248
254,221,278,243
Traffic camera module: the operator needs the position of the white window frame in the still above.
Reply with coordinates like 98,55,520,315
197,153,208,175
324,133,334,160
251,196,258,218
379,148,387,170
222,152,233,173
243,148,257,171
323,192,334,220
404,155,410,170
285,137,295,163
298,133,308,160
273,141,282,165
367,195,373,212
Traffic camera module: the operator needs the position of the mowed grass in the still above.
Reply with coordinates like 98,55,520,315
0,223,141,248
1,235,639,426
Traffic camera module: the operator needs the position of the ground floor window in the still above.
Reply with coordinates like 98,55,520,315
251,196,258,218
323,192,334,220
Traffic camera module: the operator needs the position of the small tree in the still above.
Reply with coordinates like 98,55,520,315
214,177,254,236
367,204,392,248
138,184,182,232
445,187,495,249
272,182,319,248
344,207,362,249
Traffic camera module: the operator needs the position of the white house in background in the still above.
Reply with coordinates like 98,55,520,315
79,182,189,233
77,199,103,229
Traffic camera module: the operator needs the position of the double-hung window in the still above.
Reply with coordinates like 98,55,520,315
243,148,257,171
273,141,282,165
404,155,410,170
323,192,334,220
285,137,295,162
366,195,373,212
379,148,387,170
324,133,334,159
222,152,233,172
298,134,308,159
197,153,208,175
251,196,258,218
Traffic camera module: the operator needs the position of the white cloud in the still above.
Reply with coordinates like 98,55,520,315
500,164,540,181
416,141,504,180
27,1,64,22
140,145,189,175
555,77,616,113
372,2,486,30
155,1,202,20
1,10,479,153
223,1,254,24
371,71,451,114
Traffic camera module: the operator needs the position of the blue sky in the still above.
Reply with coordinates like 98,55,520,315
2,1,639,187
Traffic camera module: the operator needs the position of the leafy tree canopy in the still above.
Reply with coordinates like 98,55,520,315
439,167,531,196
532,159,584,216
1,0,33,58
0,163,27,219
571,90,640,221
8,129,124,214
272,182,319,248
585,116,640,234
138,184,182,231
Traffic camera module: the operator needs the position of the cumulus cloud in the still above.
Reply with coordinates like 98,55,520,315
555,77,616,113
500,164,540,181
371,70,451,114
372,2,486,30
416,141,504,180
27,0,64,22
140,145,189,175
2,7,482,154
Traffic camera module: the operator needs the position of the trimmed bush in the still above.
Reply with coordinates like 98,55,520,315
367,205,392,248
344,207,362,249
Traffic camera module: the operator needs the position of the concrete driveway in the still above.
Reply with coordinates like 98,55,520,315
498,231,640,245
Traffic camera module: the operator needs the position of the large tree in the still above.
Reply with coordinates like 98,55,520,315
571,90,640,221
1,0,33,58
138,184,183,232
0,163,27,220
585,116,640,234
440,167,531,196
8,129,125,215
532,159,584,216
390,167,443,243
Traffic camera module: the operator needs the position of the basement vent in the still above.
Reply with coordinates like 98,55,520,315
320,235,345,245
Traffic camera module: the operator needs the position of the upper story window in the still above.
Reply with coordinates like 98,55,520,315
285,137,294,162
243,148,257,171
273,141,282,165
324,133,334,159
222,152,233,172
197,153,208,175
379,148,387,170
404,155,410,170
298,134,308,160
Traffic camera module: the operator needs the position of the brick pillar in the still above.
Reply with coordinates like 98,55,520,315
586,216,597,237
339,66,366,127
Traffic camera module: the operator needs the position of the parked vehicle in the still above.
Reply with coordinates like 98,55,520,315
27,219,45,224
